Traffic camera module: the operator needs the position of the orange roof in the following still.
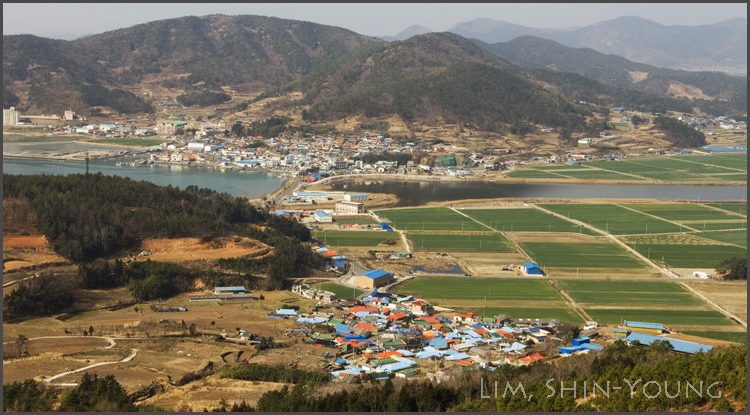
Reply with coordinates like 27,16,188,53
354,323,376,329
520,353,545,363
417,316,439,323
362,353,376,359
323,250,338,257
335,337,345,343
348,306,379,313
376,351,403,359
457,360,474,366
387,312,408,320
454,313,474,319
473,328,489,335
433,324,446,330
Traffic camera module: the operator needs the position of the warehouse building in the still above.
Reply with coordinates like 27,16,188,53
315,211,333,223
624,320,664,334
355,269,395,289
519,262,542,275
344,193,369,202
624,332,713,354
335,201,365,214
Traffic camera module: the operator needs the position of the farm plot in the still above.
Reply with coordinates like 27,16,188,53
407,232,514,251
506,170,567,179
585,309,736,326
567,291,703,306
606,159,738,182
461,208,600,235
706,203,747,216
532,164,595,170
395,278,563,302
539,204,682,235
682,331,747,344
559,280,687,293
375,208,487,231
555,169,643,180
622,204,740,222
312,231,394,247
685,222,746,231
468,307,583,323
620,234,747,268
316,283,363,300
519,242,647,269
680,154,747,171
696,230,747,248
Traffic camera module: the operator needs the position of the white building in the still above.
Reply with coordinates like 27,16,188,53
344,193,369,202
64,110,76,121
578,138,592,145
336,201,365,214
3,107,19,125
315,211,333,223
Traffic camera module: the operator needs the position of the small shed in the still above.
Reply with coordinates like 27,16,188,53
520,262,542,275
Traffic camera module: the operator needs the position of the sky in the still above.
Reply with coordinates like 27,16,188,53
3,3,747,40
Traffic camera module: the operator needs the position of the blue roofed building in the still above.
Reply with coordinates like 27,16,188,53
355,269,395,289
520,262,542,275
625,332,713,354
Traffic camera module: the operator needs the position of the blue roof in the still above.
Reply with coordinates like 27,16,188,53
358,269,393,280
333,358,346,364
349,193,368,197
316,211,331,217
625,332,712,354
429,338,448,349
215,286,245,291
295,191,327,196
275,309,298,315
624,321,663,330
523,262,540,269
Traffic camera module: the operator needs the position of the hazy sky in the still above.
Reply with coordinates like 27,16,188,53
3,3,747,39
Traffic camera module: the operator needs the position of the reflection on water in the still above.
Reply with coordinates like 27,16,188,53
330,180,747,207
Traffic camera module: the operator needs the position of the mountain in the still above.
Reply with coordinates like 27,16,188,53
476,36,747,112
377,25,432,41
449,16,747,73
2,14,380,115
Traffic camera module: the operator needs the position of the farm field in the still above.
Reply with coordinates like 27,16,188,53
696,230,748,248
681,331,747,344
555,169,642,180
375,208,486,231
684,222,746,231
334,217,379,225
680,154,747,171
311,231,395,247
395,278,563,302
621,204,740,222
706,203,747,215
539,204,682,235
406,232,514,251
585,159,740,182
567,291,703,306
585,309,736,326
531,164,593,170
619,234,747,268
466,307,583,323
506,170,567,179
316,283,363,300
519,242,647,269
559,280,687,293
461,208,600,235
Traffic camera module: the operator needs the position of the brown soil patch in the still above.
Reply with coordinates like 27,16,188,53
451,252,529,276
3,260,36,270
620,234,726,246
511,233,609,243
3,236,47,247
55,367,167,391
15,337,111,356
2,358,90,384
667,81,711,100
683,281,747,321
138,377,287,411
628,71,649,83
133,237,269,262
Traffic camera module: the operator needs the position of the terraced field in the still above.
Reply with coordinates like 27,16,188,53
407,232,514,251
520,242,647,268
461,208,600,235
375,208,486,231
539,204,682,235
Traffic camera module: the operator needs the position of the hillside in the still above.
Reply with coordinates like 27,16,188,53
449,16,747,73
476,36,748,113
377,25,433,41
2,14,380,116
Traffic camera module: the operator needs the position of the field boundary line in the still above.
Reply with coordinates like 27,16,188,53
614,203,699,232
670,157,747,173
548,279,591,322
678,282,747,328
698,203,747,218
530,204,606,235
578,165,651,181
449,207,495,231
688,233,748,250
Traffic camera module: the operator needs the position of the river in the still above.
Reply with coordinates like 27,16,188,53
328,180,747,207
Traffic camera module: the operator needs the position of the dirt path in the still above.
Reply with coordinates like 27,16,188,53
548,280,592,322
44,348,139,386
614,203,699,232
678,282,747,328
448,207,494,231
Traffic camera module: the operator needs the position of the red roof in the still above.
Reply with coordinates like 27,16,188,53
387,312,408,321
349,306,379,313
411,300,428,306
454,312,474,319
362,353,376,359
496,330,514,338
354,323,376,329
416,316,439,323
376,351,403,359
520,353,546,363
457,360,474,366
473,328,489,335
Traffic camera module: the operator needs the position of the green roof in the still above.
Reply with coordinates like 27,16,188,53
381,340,406,346
370,357,397,366
327,318,344,325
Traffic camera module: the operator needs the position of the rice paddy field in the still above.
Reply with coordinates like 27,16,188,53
706,203,747,215
619,234,747,268
567,291,703,306
406,232,514,251
621,204,741,222
679,154,747,171
375,208,487,231
585,309,736,326
395,278,562,302
584,156,746,182
316,283,363,300
505,170,567,179
696,230,748,248
311,231,395,247
554,169,642,180
559,280,687,293
539,204,682,235
460,208,600,235
682,331,747,344
519,242,647,268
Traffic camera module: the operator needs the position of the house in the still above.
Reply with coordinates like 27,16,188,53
409,300,434,315
355,270,395,289
335,201,365,214
453,313,475,324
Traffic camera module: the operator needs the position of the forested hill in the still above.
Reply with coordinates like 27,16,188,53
3,14,380,115
476,36,748,113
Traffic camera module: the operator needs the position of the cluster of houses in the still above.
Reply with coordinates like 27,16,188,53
271,288,590,379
